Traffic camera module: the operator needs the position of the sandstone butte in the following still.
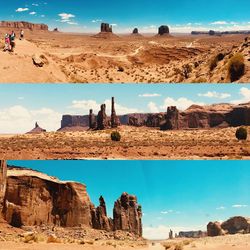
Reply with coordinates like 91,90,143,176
0,160,142,237
0,21,48,31
57,101,250,132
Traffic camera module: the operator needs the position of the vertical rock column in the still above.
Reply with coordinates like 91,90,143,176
89,109,96,129
113,192,142,236
0,160,7,215
111,97,120,128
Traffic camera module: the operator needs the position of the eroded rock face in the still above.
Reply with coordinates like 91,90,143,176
207,221,224,237
61,115,89,129
160,107,179,130
221,216,250,234
92,196,112,231
3,174,94,228
0,21,48,31
0,161,7,215
89,109,96,129
158,25,170,35
113,192,142,237
101,23,112,33
97,104,109,130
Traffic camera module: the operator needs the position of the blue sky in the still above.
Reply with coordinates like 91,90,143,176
8,160,250,239
3,0,250,33
0,84,249,133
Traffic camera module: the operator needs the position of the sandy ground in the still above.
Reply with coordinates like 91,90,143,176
1,235,250,250
0,29,248,83
0,126,249,160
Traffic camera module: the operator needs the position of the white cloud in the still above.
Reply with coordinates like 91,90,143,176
161,210,174,215
148,102,159,113
32,3,39,6
139,93,161,98
16,8,29,12
143,224,205,240
211,21,228,25
216,206,226,210
160,97,204,111
0,105,61,134
92,19,102,23
232,204,248,208
70,99,141,115
198,91,231,99
29,12,36,15
231,87,250,104
58,13,77,25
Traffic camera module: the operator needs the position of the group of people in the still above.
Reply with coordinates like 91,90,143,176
3,30,24,52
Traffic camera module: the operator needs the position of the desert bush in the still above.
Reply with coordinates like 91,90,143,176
111,131,121,142
175,243,184,250
47,234,61,243
163,243,172,249
209,53,225,71
228,53,245,82
235,127,248,140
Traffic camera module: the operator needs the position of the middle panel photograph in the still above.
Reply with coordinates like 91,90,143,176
0,84,249,160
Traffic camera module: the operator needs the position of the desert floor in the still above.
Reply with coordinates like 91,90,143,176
1,235,250,250
0,126,249,159
0,29,248,83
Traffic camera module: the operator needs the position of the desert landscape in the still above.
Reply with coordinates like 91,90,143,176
1,161,250,250
0,97,249,160
0,21,250,83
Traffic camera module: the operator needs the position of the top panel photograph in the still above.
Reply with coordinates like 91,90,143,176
1,0,250,84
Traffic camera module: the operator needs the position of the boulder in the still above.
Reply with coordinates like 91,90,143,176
32,54,44,67
113,192,142,236
207,221,225,237
221,216,250,234
158,25,170,35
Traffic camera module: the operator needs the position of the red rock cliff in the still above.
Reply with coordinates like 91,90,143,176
0,21,48,31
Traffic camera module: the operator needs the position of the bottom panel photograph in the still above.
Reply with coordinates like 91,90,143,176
0,160,250,250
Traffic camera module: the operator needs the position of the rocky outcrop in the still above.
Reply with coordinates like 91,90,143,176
97,104,109,130
179,231,206,238
0,161,7,216
101,23,112,33
158,25,170,35
132,28,139,35
1,166,142,237
27,122,46,134
207,221,224,237
0,21,48,31
113,192,142,237
207,217,250,237
60,115,89,130
160,107,179,130
221,216,250,234
92,196,112,231
3,171,94,228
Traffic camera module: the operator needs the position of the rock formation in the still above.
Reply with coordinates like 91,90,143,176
169,229,173,239
27,122,46,134
160,107,179,130
89,109,96,129
111,97,120,128
207,221,224,237
92,196,112,231
60,115,89,131
1,166,143,237
113,192,142,237
97,104,109,130
101,23,112,33
221,216,250,234
158,25,170,35
0,21,48,31
0,161,7,217
178,231,206,238
132,28,139,34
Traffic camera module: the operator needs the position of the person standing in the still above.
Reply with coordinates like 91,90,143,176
20,30,24,40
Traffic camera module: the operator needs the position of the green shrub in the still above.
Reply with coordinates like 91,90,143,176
111,131,121,141
228,53,245,82
236,127,248,141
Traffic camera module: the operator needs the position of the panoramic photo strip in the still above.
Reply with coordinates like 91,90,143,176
0,0,250,83
0,84,249,159
1,160,250,250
